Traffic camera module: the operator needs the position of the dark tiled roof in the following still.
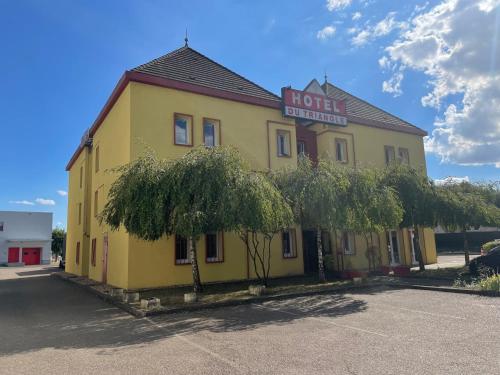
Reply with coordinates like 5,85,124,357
132,46,280,102
323,82,427,136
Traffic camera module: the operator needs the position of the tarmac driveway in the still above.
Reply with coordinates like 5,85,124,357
0,265,499,375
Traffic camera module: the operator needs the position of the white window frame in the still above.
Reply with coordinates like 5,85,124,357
175,235,191,265
385,146,396,165
282,229,296,258
341,231,355,255
277,130,291,157
335,138,348,163
398,147,409,165
174,114,192,146
206,232,223,263
203,119,219,147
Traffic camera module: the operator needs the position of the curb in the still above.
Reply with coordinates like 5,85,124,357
52,273,146,318
53,272,383,318
141,283,387,317
386,282,500,297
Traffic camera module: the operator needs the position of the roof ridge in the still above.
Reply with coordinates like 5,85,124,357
184,47,281,101
323,82,423,132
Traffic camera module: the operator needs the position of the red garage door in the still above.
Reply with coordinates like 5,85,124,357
22,248,41,265
8,248,20,263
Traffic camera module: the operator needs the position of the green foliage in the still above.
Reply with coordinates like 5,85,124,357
167,146,247,239
274,156,349,231
435,182,500,232
383,164,436,228
51,228,66,257
345,168,403,235
101,146,292,290
482,239,500,253
479,274,500,292
101,153,171,241
236,172,294,286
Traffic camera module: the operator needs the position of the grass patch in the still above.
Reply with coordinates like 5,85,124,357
410,266,466,280
478,274,500,292
139,275,349,307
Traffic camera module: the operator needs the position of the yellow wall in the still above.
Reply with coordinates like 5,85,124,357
313,121,434,271
67,78,437,289
124,82,301,289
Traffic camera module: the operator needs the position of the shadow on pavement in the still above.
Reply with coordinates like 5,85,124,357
16,267,60,277
0,274,392,356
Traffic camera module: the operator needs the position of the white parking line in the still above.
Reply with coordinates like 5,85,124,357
144,317,244,373
255,304,388,338
369,303,466,320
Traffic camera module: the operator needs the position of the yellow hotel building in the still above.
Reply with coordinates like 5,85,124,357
65,44,437,290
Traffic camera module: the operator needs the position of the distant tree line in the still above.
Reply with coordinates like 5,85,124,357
101,146,500,292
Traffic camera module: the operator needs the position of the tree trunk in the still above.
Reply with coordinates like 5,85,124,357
413,227,425,271
189,237,203,293
316,228,326,282
463,229,470,266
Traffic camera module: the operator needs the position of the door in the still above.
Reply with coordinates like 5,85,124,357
22,248,41,265
302,230,318,273
8,247,20,263
102,233,108,284
387,231,400,265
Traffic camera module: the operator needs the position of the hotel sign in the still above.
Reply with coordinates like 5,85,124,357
281,87,347,126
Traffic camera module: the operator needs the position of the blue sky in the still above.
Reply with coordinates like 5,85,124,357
1,0,499,229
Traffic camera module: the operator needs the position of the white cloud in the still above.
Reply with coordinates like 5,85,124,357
434,176,470,185
326,0,352,11
352,11,362,20
351,12,407,46
382,71,404,96
35,198,56,206
347,27,359,35
57,190,68,197
317,26,336,40
9,200,35,206
380,0,500,167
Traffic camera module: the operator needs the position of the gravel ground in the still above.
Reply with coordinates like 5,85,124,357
0,265,499,375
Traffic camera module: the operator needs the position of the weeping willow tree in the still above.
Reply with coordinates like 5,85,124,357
435,182,500,265
101,146,247,293
274,157,350,282
344,168,403,270
382,164,437,271
236,172,294,287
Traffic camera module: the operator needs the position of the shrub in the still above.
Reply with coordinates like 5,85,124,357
479,274,500,292
482,239,500,253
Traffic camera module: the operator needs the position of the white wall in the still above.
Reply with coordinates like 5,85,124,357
0,211,53,264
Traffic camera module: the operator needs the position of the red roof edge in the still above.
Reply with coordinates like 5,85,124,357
66,71,281,171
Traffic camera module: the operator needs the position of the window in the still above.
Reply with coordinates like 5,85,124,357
297,141,307,156
174,113,193,146
91,238,97,267
95,145,100,173
203,118,219,147
322,231,332,254
384,146,396,165
175,235,190,265
398,148,409,165
94,190,99,217
76,242,80,265
282,229,297,258
335,138,348,163
78,203,82,225
341,231,355,255
277,130,291,157
0,221,4,232
79,166,83,189
206,232,223,262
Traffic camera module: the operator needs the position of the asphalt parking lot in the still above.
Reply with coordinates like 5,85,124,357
0,265,499,375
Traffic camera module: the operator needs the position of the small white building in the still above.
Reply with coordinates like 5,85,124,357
0,211,52,266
